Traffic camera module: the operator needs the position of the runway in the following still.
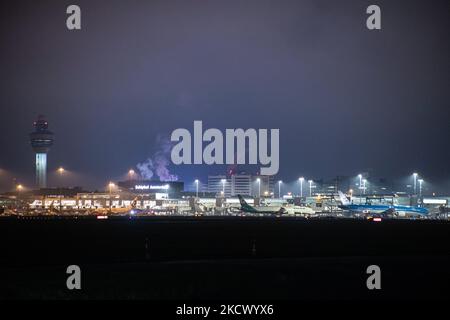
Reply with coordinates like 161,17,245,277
1,217,449,299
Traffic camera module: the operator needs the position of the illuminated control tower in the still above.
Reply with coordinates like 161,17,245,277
29,115,54,188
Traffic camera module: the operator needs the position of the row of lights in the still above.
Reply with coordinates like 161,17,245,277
296,177,315,198
15,166,127,193
211,172,426,199
191,177,315,199
100,171,427,201
15,166,66,192
121,170,427,196
356,172,424,196
273,179,316,198
12,167,426,198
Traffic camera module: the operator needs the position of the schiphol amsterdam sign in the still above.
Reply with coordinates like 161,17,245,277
134,184,170,190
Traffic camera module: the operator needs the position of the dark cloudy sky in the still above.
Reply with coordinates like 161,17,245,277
0,0,448,191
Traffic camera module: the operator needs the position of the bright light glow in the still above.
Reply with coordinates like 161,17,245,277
129,169,135,175
373,218,382,222
195,179,199,183
299,177,304,181
413,173,418,177
16,184,23,191
423,198,445,204
135,184,169,190
58,167,65,173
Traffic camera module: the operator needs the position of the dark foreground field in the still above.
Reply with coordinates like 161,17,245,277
0,217,449,300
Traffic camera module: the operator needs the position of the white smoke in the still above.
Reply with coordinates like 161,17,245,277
136,159,154,180
137,136,178,181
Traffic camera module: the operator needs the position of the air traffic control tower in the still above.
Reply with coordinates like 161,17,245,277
29,115,54,188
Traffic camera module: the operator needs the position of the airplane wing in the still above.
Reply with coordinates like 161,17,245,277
379,208,395,217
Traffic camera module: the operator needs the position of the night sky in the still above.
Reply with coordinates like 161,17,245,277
0,0,449,191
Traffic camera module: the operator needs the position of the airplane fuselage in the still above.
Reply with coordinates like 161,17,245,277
339,204,428,216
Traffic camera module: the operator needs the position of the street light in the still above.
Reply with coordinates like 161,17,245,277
413,173,418,195
56,167,66,205
195,179,199,198
308,180,313,197
256,178,261,198
278,180,282,198
358,174,363,195
362,179,367,195
108,182,115,212
221,179,226,196
299,177,304,198
128,169,135,180
418,179,423,197
16,184,23,201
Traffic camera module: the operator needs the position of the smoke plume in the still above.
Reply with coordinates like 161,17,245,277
137,135,178,181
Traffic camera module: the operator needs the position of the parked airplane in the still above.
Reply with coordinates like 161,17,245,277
337,191,428,217
93,197,140,215
282,204,316,216
237,195,316,216
238,195,283,215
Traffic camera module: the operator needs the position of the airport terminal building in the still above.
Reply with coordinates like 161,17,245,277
208,174,274,197
117,180,184,199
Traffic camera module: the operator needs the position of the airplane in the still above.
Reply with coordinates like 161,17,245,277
237,195,316,216
337,191,428,218
92,197,141,215
281,204,316,216
439,206,450,214
238,195,284,215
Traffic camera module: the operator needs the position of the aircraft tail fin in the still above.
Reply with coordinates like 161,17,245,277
238,195,256,212
338,191,350,205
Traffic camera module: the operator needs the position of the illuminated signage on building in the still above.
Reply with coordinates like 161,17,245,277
423,198,447,205
134,184,170,190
